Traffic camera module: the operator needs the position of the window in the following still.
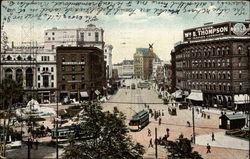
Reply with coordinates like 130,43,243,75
81,66,84,71
52,32,55,35
81,75,84,80
239,83,242,90
95,32,99,41
61,85,65,90
238,46,242,54
72,75,75,80
51,82,54,87
43,75,49,87
45,32,48,35
38,75,40,81
52,37,55,40
52,45,55,50
71,84,75,89
80,33,84,41
62,66,65,71
38,83,40,88
38,68,40,72
62,57,65,62
62,75,65,81
88,32,91,36
48,37,51,40
43,67,45,71
72,66,75,71
51,75,54,80
81,84,85,89
51,67,54,72
72,57,76,62
81,56,85,62
239,71,242,79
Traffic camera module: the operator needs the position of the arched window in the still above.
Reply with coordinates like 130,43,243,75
27,56,32,61
217,48,221,56
7,55,12,60
5,68,13,79
17,55,22,61
26,68,33,87
16,69,23,83
238,46,242,54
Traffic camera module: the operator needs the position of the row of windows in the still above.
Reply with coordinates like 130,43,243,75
45,32,55,36
61,84,85,90
177,45,250,59
41,56,50,61
185,82,243,91
38,67,54,72
4,55,35,61
61,66,84,71
61,56,85,62
62,75,85,81
38,75,54,80
37,82,54,88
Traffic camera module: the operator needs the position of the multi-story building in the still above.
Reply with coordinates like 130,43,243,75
0,45,57,103
122,60,134,78
56,47,105,102
163,62,172,91
134,47,156,80
44,24,104,51
104,44,113,79
152,56,162,80
113,63,123,78
171,22,250,109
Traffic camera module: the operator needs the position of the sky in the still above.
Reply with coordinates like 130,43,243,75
1,0,249,63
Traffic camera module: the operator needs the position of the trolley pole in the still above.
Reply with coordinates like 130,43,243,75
192,107,196,144
155,127,158,158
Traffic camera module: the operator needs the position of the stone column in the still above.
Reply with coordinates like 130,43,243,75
12,68,16,81
32,68,36,88
23,69,26,87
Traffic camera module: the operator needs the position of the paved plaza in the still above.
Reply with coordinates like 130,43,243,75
5,79,249,159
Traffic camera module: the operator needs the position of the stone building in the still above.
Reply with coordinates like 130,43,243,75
171,22,250,109
104,44,113,79
44,24,104,51
56,47,105,102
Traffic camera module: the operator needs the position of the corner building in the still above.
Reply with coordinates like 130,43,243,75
56,47,106,102
171,22,250,110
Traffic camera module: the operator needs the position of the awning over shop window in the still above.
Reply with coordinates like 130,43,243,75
234,94,250,104
95,90,101,95
80,92,88,98
171,90,182,99
186,90,203,101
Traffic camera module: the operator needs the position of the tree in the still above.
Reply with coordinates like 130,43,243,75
63,102,145,159
0,78,24,157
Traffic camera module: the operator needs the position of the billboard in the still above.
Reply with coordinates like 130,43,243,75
183,22,250,41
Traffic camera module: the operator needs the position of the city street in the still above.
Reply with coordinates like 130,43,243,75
102,79,249,159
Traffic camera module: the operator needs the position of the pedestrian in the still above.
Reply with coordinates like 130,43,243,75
144,103,146,108
159,117,161,125
35,139,39,150
162,111,164,116
179,133,184,139
191,135,193,143
204,113,206,118
206,143,211,153
149,138,153,148
212,132,215,141
148,128,151,136
187,121,191,127
166,128,170,135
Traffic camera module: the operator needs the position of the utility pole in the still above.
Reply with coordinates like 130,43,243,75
192,107,196,144
56,92,59,159
155,127,158,158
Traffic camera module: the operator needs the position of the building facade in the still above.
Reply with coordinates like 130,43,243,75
134,47,156,80
113,63,123,78
104,44,113,79
56,47,105,102
44,24,104,51
171,22,250,109
0,45,57,103
122,60,134,78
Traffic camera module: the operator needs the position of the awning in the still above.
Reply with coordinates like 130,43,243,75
95,90,101,95
234,94,250,104
186,90,203,101
80,92,88,98
171,90,182,99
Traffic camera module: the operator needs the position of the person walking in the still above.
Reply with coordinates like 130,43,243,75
159,117,162,125
149,138,153,148
148,128,151,136
207,143,211,153
212,132,215,141
35,139,39,150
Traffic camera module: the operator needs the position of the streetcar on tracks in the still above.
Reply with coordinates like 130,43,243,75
128,110,149,131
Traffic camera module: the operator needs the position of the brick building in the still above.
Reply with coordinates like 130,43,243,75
56,47,106,102
171,22,250,109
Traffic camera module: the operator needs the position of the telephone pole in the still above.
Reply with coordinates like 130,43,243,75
155,127,158,158
192,107,196,144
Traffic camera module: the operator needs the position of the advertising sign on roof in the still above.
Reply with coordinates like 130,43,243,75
183,22,250,41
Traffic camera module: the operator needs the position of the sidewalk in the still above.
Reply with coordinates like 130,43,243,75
195,131,249,150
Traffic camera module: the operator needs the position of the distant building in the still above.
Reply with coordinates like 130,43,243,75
152,56,162,80
134,47,156,80
44,24,104,51
171,21,250,109
56,47,106,102
104,44,113,79
113,63,123,78
122,60,134,78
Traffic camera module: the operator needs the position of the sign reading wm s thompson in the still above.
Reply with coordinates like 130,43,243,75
183,22,250,41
